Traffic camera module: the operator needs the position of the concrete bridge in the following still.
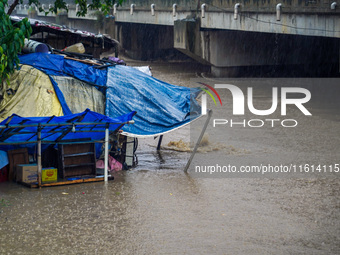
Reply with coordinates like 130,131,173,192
11,0,340,76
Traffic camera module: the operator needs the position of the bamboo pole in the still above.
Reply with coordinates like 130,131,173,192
157,135,163,150
37,124,42,188
184,110,213,173
0,120,135,129
104,125,109,182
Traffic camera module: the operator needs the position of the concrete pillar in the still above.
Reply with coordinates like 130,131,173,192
56,11,68,26
118,23,174,61
28,6,37,19
174,18,209,65
105,18,115,39
175,19,340,77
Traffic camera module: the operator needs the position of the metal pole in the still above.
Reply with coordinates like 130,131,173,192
184,110,213,173
157,135,163,150
0,120,135,129
37,124,42,188
104,124,109,182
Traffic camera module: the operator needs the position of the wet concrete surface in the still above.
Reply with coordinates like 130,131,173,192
0,60,339,255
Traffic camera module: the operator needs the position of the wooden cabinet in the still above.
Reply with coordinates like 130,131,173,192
8,148,29,181
58,143,96,178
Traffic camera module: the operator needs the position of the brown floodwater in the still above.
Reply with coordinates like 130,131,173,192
0,60,339,255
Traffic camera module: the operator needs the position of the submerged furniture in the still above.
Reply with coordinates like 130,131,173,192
0,109,135,187
8,148,29,181
58,143,96,178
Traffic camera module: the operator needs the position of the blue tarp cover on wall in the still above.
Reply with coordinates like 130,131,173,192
18,53,202,137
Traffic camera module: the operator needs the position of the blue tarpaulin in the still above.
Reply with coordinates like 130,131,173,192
106,65,201,136
19,53,107,86
0,151,9,169
0,109,135,154
18,53,202,137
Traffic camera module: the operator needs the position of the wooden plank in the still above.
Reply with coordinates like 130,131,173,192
41,177,103,187
64,56,101,66
22,176,110,188
64,165,94,177
63,143,94,154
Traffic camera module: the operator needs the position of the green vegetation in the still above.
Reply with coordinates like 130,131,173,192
0,0,31,83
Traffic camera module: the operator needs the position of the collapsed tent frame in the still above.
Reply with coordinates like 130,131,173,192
0,120,134,187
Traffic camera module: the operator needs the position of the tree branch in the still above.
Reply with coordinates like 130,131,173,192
7,0,19,15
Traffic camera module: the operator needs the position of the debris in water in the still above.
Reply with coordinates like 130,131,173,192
199,134,210,147
166,139,191,152
61,192,69,195
164,134,249,155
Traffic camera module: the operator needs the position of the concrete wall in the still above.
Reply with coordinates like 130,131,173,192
115,0,340,38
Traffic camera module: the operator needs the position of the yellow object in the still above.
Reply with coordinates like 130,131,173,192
0,65,63,121
51,75,105,114
63,43,85,54
42,168,58,182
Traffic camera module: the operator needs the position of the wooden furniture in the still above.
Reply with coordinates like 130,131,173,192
58,143,96,178
7,148,29,181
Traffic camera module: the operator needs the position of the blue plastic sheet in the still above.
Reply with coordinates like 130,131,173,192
0,109,135,151
19,53,65,76
63,58,107,86
19,53,107,85
19,53,107,115
0,150,9,169
106,65,201,136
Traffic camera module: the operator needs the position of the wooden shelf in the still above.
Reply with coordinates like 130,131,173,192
58,143,96,178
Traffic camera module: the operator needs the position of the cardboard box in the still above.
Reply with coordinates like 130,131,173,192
16,164,38,183
42,168,58,182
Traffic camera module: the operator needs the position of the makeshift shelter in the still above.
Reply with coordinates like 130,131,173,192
0,109,135,149
13,53,202,137
0,52,203,184
0,109,135,187
10,16,119,58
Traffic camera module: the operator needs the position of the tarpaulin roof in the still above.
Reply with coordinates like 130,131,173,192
19,53,106,116
19,53,107,84
18,53,202,137
106,65,201,136
0,65,63,120
11,16,118,49
0,109,135,146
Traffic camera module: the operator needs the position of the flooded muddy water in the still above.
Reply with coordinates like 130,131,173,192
0,60,339,255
